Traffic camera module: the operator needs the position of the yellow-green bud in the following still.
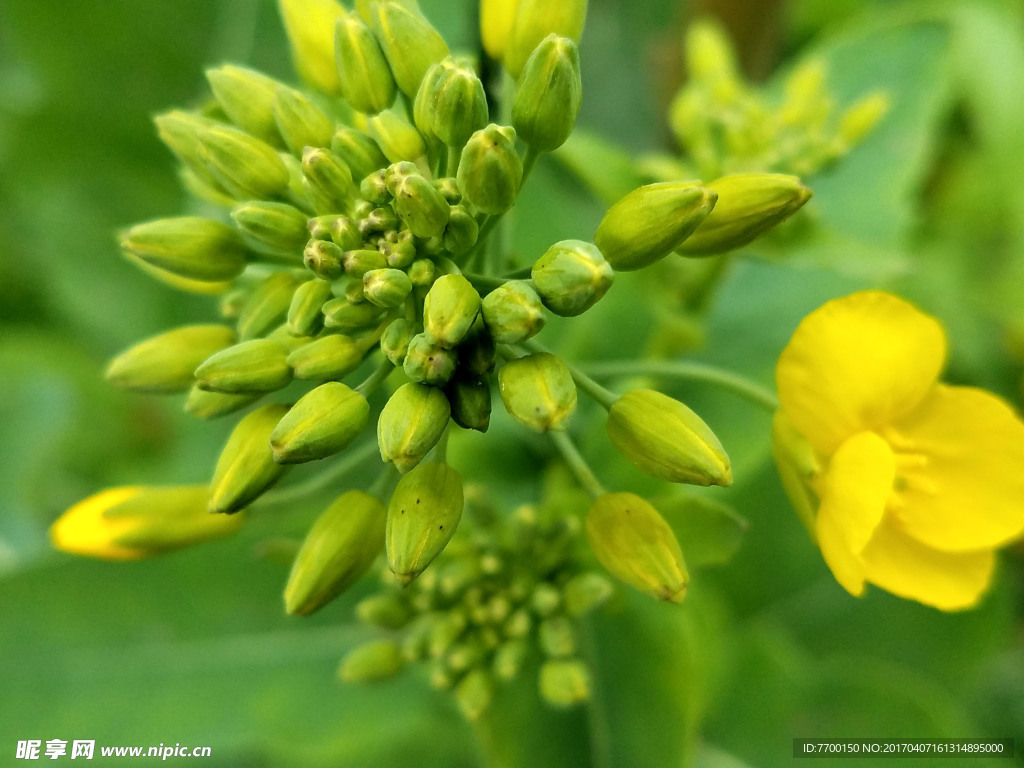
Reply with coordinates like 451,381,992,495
194,338,293,393
331,127,390,181
412,61,444,140
184,385,262,419
391,173,451,238
265,323,311,353
457,124,522,214
493,640,527,680
302,147,355,216
359,169,390,204
403,332,457,386
270,382,370,463
455,668,493,720
434,176,461,203
342,248,388,277
432,59,488,148
304,238,345,280
383,160,420,193
237,272,302,341
563,571,613,616
503,0,588,78
538,616,575,658
539,659,590,707
120,217,247,283
481,280,545,344
286,334,364,380
423,274,482,348
442,205,479,255
386,461,464,584
585,492,688,602
273,86,336,156
497,352,576,431
531,582,561,616
106,324,235,393
363,267,413,308
210,403,290,514
338,639,404,682
322,297,385,332
530,239,613,316
231,200,310,257
457,317,496,375
196,123,290,200
278,0,348,94
285,489,387,615
206,65,283,146
367,109,427,164
446,372,491,432
287,278,333,336
335,14,397,115
330,215,364,250
607,389,732,486
370,1,450,98
382,235,417,268
480,0,517,61
356,593,411,629
511,34,581,152
378,382,450,472
381,318,415,366
154,110,229,193
594,182,716,271
407,257,437,287
675,173,812,257
838,92,889,148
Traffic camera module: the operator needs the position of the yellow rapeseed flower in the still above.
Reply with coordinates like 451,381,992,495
773,291,1024,610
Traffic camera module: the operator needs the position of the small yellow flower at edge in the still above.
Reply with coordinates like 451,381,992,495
773,291,1024,610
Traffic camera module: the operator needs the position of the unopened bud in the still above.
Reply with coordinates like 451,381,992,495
287,278,333,337
285,489,387,614
370,1,450,98
342,248,388,277
838,92,889,148
304,238,345,279
497,352,576,431
531,239,613,316
391,173,451,237
563,571,613,616
423,274,482,348
378,382,450,472
457,317,496,375
237,272,302,341
271,382,369,463
433,59,488,148
278,0,347,93
595,182,716,271
120,217,247,283
331,127,390,182
412,61,445,140
538,616,576,658
335,14,397,115
356,593,411,629
382,235,417,268
322,297,385,332
675,173,812,256
386,461,464,584
302,147,355,215
206,65,283,146
367,109,427,164
232,201,310,257
481,280,545,344
585,492,688,602
403,333,457,386
480,0,518,61
457,124,522,214
339,639,404,681
442,205,479,255
360,169,390,204
363,267,413,308
503,0,588,78
196,123,290,199
539,659,590,707
287,334,365,380
194,338,293,393
210,403,291,514
106,324,235,393
274,86,336,156
446,372,491,432
407,257,437,287
381,318,415,366
184,385,262,419
512,35,581,151
330,215,364,250
455,668,493,720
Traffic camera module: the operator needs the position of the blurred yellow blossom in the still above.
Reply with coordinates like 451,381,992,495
773,291,1024,610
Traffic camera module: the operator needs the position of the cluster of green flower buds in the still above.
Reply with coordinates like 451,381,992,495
337,492,612,718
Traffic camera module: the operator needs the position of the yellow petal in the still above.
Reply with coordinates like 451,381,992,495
886,385,1024,551
776,291,946,455
861,522,995,611
50,487,147,561
814,430,894,596
278,0,347,94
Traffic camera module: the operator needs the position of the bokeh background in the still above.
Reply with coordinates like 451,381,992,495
1,0,1022,765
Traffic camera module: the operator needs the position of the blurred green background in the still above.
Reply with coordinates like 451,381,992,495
1,0,1022,765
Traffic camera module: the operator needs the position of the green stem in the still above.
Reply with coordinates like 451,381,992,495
519,340,619,411
502,266,532,280
582,359,779,411
520,146,541,188
463,271,509,292
684,253,733,315
355,357,395,396
549,431,605,500
255,440,380,508
446,144,461,177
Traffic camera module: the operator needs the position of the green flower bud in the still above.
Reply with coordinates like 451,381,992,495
382,235,417,268
286,334,364,380
265,323,312,353
335,14,397,115
331,127,390,181
403,332,457,386
539,659,590,707
446,372,491,432
342,248,388,277
194,338,293,394
231,200,310,257
322,297,385,332
381,318,415,366
359,169,390,204
432,58,488,148
287,278,333,337
412,61,444,139
497,352,576,431
106,324,235,393
284,489,387,615
608,389,731,486
595,182,717,271
370,1,450,98
206,65,283,145
530,239,613,316
455,668,494,720
120,217,247,283
270,382,370,463
356,593,410,629
278,0,347,94
330,215,364,250
338,639,404,682
383,160,421,192
154,110,228,193
378,382,450,472
196,123,290,200
363,267,413,308
563,571,613,616
585,492,688,602
423,274,482,348
675,173,813,256
457,317,496,375
304,238,345,280
512,35,581,152
237,272,302,341
539,616,576,658
504,0,588,78
302,147,355,215
505,607,533,637
531,582,562,616
273,86,336,156
391,173,451,238
358,205,399,236
442,205,479,255
838,92,889,148
367,109,427,164
407,257,437,287
386,461,464,584
184,385,262,419
481,280,545,344
493,640,528,681
210,403,290,514
457,124,522,214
